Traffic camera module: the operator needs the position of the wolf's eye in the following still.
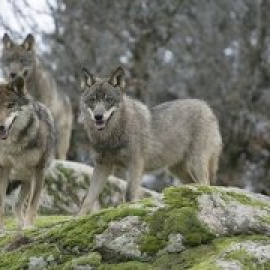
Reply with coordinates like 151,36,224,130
7,102,15,109
88,97,95,104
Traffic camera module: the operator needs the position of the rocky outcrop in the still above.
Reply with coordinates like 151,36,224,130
1,185,270,269
41,160,160,214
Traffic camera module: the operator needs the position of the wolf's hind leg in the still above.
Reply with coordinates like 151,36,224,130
0,168,10,233
186,156,210,185
79,163,113,216
168,163,193,184
24,170,45,228
56,113,73,160
126,158,144,202
14,181,30,228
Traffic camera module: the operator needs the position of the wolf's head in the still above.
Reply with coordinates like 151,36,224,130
80,67,126,131
0,76,29,140
2,33,36,80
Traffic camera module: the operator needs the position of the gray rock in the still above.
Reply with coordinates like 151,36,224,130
216,260,242,270
95,216,149,260
28,256,47,270
158,233,185,255
41,160,161,215
197,187,270,236
225,241,270,264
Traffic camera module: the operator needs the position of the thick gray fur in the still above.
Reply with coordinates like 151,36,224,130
1,33,72,159
79,67,222,215
0,77,55,231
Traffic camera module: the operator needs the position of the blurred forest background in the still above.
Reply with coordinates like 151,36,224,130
0,0,270,195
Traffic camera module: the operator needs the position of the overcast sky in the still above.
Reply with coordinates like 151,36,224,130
0,0,55,42
0,0,56,77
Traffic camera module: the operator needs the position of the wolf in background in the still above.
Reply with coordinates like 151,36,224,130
0,76,55,231
78,66,222,215
1,33,72,159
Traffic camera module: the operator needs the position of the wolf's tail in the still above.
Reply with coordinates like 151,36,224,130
6,180,22,195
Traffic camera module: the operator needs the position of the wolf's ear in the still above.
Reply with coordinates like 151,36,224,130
8,76,27,96
81,67,95,89
22,34,35,51
2,33,13,49
108,66,126,89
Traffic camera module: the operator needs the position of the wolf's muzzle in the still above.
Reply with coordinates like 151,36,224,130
0,113,18,140
0,125,8,140
94,114,106,130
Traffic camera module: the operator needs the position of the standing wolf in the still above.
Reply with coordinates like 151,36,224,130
78,67,222,215
1,33,72,159
0,76,55,231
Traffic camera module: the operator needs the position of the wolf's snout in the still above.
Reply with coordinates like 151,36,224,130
93,113,106,130
0,125,8,140
10,72,17,79
94,114,103,121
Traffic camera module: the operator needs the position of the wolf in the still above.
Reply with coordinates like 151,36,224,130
1,33,72,159
78,66,222,215
0,76,55,231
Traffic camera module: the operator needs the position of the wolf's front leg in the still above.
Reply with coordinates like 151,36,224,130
24,169,45,229
79,163,113,216
0,168,10,233
126,158,144,202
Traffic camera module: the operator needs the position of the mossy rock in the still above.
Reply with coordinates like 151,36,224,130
37,160,160,215
1,185,270,269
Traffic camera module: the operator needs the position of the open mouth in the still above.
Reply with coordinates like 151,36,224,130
0,129,8,140
0,116,17,140
94,111,115,131
94,119,106,130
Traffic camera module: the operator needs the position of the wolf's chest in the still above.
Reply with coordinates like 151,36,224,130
93,143,130,166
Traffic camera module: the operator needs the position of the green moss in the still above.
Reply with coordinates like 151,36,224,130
140,234,167,255
140,206,215,254
63,252,102,269
224,249,258,269
176,185,270,210
152,235,270,270
221,240,270,270
0,234,14,250
99,261,152,270
43,205,147,252
140,187,215,254
5,215,70,231
0,207,147,268
224,191,269,209
0,243,61,270
1,185,270,269
163,186,200,209
139,197,156,208
85,251,102,265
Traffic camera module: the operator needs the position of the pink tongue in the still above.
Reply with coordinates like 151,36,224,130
0,129,8,139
